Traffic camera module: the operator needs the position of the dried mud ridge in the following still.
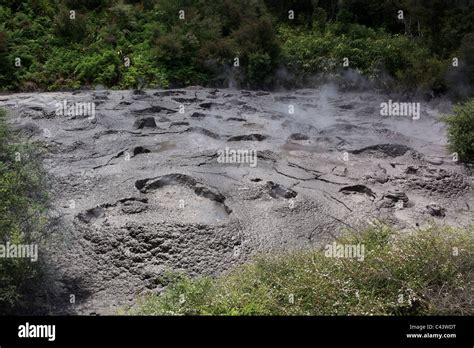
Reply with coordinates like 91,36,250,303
0,86,472,314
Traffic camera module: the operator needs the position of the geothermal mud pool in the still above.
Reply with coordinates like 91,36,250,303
0,86,472,314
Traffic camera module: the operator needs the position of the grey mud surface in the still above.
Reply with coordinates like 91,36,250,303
0,85,472,314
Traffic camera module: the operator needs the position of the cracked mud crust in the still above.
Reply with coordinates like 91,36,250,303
0,86,472,314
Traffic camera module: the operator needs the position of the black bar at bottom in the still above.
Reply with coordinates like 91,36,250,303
0,316,472,346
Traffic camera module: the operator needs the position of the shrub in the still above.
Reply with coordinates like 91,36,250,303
74,49,121,86
0,108,48,313
247,52,273,87
0,31,16,90
108,1,137,31
152,0,279,88
278,23,445,93
459,33,474,89
154,25,218,86
25,47,82,90
53,7,89,42
229,16,280,88
132,223,473,315
119,52,169,89
442,99,474,163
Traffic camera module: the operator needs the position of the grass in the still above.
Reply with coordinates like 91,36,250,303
132,223,473,316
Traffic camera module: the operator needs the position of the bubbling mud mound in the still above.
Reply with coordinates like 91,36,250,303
0,86,472,314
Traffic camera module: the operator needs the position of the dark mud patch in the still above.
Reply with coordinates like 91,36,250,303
339,185,376,199
133,106,176,115
154,90,186,97
185,127,220,139
228,134,267,142
288,133,309,141
227,117,247,122
350,144,414,158
133,117,156,129
267,181,298,199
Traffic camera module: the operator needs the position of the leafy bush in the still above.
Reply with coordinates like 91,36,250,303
442,99,474,163
459,33,474,89
154,29,211,86
25,47,82,90
278,23,446,93
247,52,273,87
74,49,121,86
152,0,279,88
108,1,137,31
119,52,169,89
228,16,279,88
0,108,48,313
132,223,473,315
53,7,89,43
0,31,16,89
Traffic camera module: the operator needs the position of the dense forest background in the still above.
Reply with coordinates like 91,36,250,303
0,0,473,97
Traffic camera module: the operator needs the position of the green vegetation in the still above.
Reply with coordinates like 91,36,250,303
133,224,473,315
279,23,447,94
0,0,472,94
443,99,474,163
0,108,48,313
